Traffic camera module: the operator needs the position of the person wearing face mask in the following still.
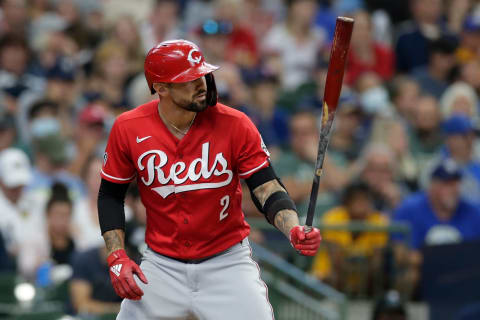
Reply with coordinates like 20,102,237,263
356,73,393,117
27,100,61,141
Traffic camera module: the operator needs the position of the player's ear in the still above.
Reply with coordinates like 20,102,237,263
153,83,168,97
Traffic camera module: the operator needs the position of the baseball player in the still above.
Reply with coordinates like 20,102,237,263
98,39,321,319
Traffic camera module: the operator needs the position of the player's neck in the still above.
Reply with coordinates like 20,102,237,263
157,101,196,136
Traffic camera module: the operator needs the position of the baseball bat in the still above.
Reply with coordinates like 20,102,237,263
304,17,354,231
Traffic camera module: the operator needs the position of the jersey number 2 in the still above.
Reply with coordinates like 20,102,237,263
219,195,229,221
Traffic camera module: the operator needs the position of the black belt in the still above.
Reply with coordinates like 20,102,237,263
151,240,242,264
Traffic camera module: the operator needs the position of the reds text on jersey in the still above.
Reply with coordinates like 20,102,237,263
101,100,270,259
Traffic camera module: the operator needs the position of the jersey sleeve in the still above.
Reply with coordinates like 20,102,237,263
101,119,136,184
235,113,270,179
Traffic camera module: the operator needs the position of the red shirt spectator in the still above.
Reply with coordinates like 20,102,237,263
346,43,395,85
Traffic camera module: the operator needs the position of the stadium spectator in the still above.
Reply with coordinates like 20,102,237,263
70,246,122,316
0,0,29,38
345,10,395,85
0,34,42,101
69,102,109,177
110,16,145,76
356,72,392,116
359,144,404,212
389,75,420,123
395,0,455,73
0,148,39,257
393,158,480,295
423,114,480,205
274,111,337,217
439,82,479,120
212,0,259,68
18,183,77,279
263,0,326,90
242,70,288,153
311,182,388,295
408,95,443,182
411,37,458,99
0,113,21,152
456,15,480,64
29,134,85,198
84,41,132,110
140,0,183,53
72,156,104,250
459,60,480,94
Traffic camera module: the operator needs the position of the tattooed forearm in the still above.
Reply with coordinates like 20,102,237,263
274,210,300,238
253,180,300,237
103,229,125,255
253,179,285,206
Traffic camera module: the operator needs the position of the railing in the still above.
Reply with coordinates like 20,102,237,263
251,242,348,320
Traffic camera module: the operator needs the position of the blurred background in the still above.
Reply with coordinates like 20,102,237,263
1,0,480,319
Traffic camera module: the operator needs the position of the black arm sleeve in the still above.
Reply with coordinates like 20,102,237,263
245,165,296,224
97,179,130,235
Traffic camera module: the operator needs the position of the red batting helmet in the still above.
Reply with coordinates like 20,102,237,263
144,39,219,105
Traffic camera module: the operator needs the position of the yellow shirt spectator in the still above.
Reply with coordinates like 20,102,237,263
311,206,388,280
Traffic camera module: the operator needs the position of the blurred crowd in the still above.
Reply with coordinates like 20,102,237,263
1,0,480,317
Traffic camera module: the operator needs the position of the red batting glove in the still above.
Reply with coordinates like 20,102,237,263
107,249,148,300
289,226,322,256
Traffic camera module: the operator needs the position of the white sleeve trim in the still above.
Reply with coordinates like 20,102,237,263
238,160,268,177
101,169,135,181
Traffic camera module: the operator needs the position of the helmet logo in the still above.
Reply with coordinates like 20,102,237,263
187,48,202,65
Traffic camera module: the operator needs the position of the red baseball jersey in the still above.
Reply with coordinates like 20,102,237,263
101,100,270,259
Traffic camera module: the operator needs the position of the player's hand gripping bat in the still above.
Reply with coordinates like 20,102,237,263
304,17,354,232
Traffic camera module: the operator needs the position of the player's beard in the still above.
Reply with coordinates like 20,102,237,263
172,93,208,112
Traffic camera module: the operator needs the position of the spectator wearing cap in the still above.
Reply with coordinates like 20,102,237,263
456,15,480,64
69,102,109,177
311,182,388,295
411,37,458,99
421,114,480,204
392,158,480,295
0,148,44,259
29,134,85,199
240,70,288,156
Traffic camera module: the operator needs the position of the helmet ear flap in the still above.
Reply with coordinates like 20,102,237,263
205,73,217,107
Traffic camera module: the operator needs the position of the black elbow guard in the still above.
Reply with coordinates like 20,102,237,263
98,179,129,234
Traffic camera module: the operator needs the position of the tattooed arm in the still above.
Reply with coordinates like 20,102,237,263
252,179,300,238
103,229,125,255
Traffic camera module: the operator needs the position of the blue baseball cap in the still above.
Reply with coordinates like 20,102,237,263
442,114,475,135
431,158,462,181
463,15,480,32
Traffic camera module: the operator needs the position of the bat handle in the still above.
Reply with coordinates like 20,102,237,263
304,225,313,233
